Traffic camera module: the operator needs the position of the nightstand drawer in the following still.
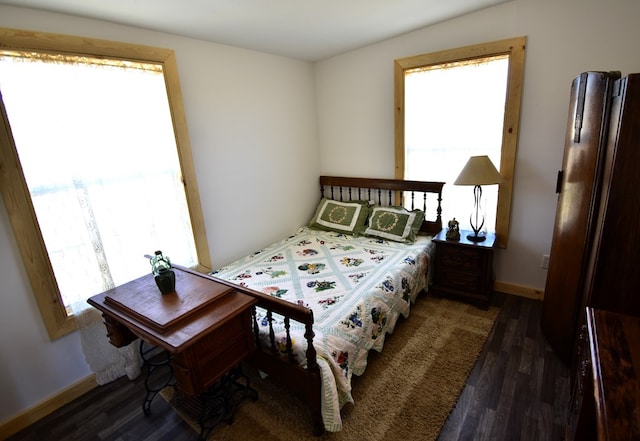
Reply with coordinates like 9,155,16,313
438,268,481,292
438,245,482,270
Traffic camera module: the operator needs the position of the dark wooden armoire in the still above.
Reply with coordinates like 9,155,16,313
541,71,640,438
540,71,619,364
541,71,640,359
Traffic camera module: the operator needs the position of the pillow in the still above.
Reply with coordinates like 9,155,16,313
363,205,425,243
308,198,370,235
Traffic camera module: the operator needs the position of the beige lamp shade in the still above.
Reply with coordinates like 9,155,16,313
454,155,504,186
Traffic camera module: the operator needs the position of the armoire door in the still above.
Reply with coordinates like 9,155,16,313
540,71,619,363
582,73,640,314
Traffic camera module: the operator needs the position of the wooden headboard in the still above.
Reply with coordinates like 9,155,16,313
319,176,444,235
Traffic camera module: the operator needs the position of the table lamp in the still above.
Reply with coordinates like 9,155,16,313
453,155,504,242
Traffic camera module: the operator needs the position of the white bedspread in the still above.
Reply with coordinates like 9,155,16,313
212,226,434,431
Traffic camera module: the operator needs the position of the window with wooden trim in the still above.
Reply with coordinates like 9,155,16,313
394,36,526,247
0,28,211,340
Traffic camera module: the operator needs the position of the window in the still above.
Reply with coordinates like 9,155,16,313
0,28,211,340
394,37,526,247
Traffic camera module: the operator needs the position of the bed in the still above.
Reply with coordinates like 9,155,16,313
208,176,444,434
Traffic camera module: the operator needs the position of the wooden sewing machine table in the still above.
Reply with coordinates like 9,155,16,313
88,266,258,435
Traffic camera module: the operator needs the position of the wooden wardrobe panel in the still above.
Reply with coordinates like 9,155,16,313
583,74,640,314
540,71,619,363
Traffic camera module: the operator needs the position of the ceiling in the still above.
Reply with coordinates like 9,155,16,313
0,0,509,61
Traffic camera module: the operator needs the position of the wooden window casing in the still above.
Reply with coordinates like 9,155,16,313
394,36,526,248
0,28,211,339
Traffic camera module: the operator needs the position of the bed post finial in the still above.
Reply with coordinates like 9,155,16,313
436,190,443,228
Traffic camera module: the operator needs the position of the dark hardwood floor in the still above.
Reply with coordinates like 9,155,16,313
437,293,570,441
6,293,569,441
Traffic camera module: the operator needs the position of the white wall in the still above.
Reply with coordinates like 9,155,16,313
0,5,319,423
315,0,640,291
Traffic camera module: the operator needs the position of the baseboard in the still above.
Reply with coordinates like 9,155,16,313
495,280,544,300
0,374,97,440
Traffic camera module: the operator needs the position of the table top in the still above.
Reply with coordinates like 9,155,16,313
586,307,640,441
88,267,257,353
103,269,233,333
433,228,497,248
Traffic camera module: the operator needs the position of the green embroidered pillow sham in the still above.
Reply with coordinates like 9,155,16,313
308,198,369,235
363,205,425,243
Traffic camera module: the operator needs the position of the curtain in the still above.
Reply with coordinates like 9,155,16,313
71,304,142,385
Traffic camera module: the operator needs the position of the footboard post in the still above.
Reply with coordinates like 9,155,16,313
304,321,324,436
217,279,326,436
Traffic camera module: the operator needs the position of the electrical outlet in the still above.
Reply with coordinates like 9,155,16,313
541,254,550,269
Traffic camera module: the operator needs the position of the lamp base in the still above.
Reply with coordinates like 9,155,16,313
466,233,486,243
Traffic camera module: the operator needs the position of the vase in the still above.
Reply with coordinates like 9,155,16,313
150,250,176,294
154,269,176,295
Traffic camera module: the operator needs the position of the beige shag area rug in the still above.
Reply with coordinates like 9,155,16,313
162,294,499,441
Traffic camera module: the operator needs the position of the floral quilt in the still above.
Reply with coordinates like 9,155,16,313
212,226,435,432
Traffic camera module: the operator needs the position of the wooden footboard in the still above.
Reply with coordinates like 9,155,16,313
244,292,324,435
208,176,445,435
240,286,324,435
200,272,325,434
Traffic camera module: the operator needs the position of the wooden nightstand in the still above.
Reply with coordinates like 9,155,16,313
431,229,496,308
